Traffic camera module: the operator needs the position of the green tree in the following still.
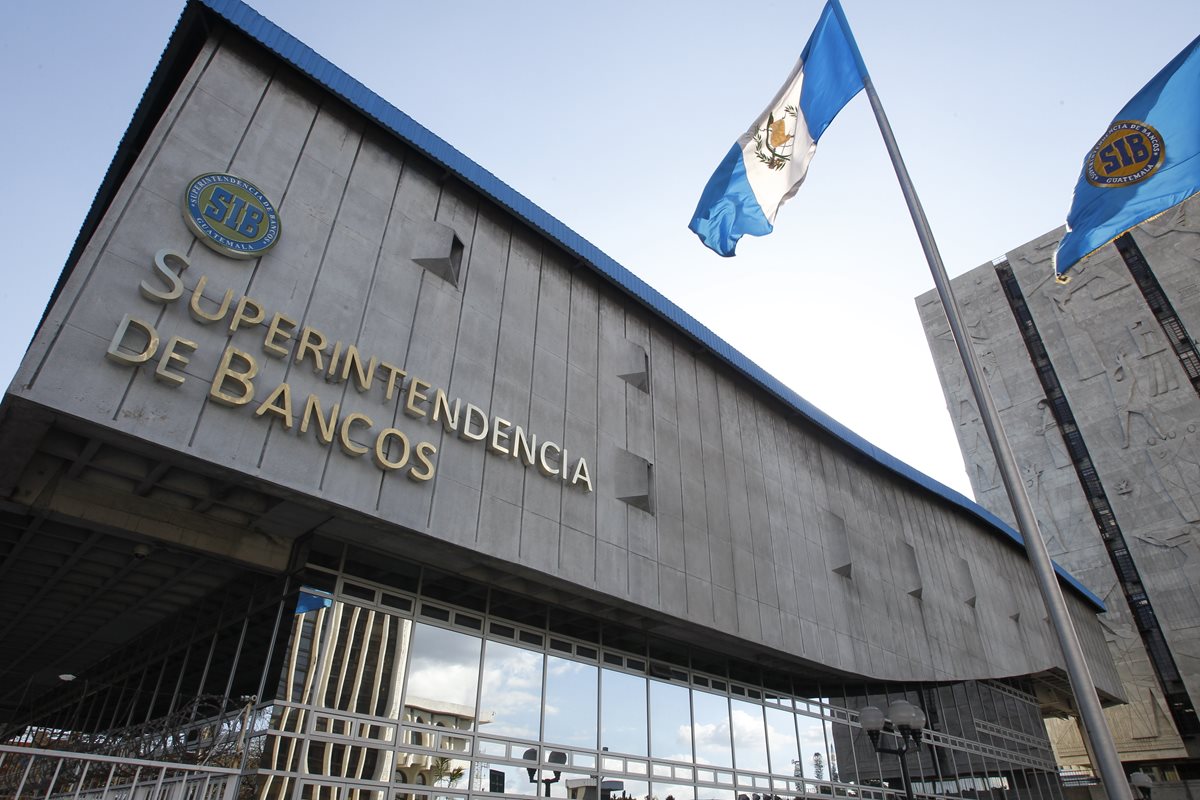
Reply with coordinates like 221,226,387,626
430,757,465,788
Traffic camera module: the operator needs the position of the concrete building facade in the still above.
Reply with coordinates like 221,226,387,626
0,3,1123,800
918,195,1200,778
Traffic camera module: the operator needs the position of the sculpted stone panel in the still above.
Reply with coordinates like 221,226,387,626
919,210,1200,761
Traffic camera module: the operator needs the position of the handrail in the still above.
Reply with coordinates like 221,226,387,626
0,745,240,773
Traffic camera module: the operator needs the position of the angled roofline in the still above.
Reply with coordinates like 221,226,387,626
45,0,1106,613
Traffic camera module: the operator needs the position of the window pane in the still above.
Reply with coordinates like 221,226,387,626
480,640,544,739
475,761,541,796
794,713,829,784
545,656,598,749
730,699,768,772
404,623,482,732
765,706,799,778
607,777,648,800
602,669,648,756
692,690,732,767
650,679,692,762
827,708,860,786
652,781,694,800
321,603,411,717
822,716,842,783
541,770,593,799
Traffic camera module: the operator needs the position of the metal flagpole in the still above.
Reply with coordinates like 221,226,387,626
826,3,1131,798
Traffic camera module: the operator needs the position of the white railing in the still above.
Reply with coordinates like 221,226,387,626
0,745,241,800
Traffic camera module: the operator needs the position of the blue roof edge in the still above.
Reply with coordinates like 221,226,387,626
195,0,1104,613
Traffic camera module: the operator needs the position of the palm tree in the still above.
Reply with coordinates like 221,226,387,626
429,757,465,789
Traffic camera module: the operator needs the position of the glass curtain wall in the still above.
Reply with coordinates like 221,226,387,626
2,540,1062,800
251,545,1063,800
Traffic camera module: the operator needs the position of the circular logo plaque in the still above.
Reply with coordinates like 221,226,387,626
182,173,280,259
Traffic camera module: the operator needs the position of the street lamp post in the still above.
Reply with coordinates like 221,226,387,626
525,749,567,796
858,701,926,800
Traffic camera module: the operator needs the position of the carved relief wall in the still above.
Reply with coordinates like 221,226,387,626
918,194,1200,767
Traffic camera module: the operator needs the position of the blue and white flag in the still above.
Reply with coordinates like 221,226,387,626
1054,35,1200,280
689,2,864,257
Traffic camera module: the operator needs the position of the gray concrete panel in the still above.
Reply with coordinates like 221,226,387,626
708,531,735,593
656,512,685,574
732,544,757,602
685,573,715,627
429,474,484,551
520,509,560,576
559,524,597,588
478,493,522,562
628,504,657,562
713,584,738,634
596,539,629,600
460,207,509,321
736,592,761,640
696,364,731,546
681,517,713,582
625,381,654,464
595,479,628,550
628,553,659,610
658,563,687,619
652,419,683,525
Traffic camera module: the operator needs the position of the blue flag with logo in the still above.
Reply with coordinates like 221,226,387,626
295,589,333,614
688,1,864,257
1054,35,1200,280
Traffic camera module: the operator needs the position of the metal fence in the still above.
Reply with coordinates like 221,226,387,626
0,745,241,800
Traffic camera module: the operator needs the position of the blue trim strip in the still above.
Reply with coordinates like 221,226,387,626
194,0,1104,612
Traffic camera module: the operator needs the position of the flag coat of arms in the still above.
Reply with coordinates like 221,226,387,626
689,2,864,257
1054,34,1200,279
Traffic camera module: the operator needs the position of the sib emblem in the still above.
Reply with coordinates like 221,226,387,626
1085,121,1164,188
183,173,281,259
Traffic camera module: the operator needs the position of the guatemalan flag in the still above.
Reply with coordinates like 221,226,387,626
689,2,865,257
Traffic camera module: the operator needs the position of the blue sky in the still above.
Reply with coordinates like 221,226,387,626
3,1,1199,497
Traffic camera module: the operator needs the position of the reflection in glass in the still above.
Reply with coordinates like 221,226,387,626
475,762,542,796
729,699,768,773
255,773,295,800
545,656,598,748
653,781,695,800
480,640,544,740
607,777,648,800
265,602,416,789
560,776,639,800
404,624,482,734
535,771,590,799
254,578,1064,800
650,680,693,762
821,717,840,783
828,718,861,786
602,669,648,756
321,603,411,716
691,690,731,767
272,607,326,744
794,714,829,785
304,740,390,782
764,706,798,778
403,754,471,800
